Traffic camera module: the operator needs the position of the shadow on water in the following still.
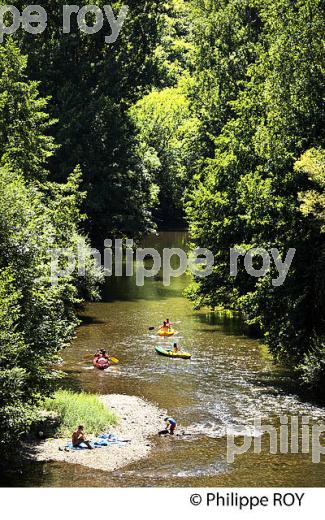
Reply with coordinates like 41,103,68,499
79,315,107,325
101,230,191,303
101,270,190,303
194,311,262,339
194,312,247,336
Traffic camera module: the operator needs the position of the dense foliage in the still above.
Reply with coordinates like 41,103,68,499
184,0,325,390
129,84,201,225
0,41,102,455
14,0,171,240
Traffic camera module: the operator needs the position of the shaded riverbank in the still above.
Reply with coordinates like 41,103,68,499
25,395,165,473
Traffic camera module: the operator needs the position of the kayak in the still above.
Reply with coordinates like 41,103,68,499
158,328,177,337
155,346,191,359
93,356,110,370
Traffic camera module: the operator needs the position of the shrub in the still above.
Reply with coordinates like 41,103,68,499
44,390,118,437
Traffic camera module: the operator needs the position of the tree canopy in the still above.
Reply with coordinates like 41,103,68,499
0,40,102,453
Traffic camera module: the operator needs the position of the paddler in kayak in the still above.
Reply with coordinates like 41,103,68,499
94,349,111,363
72,426,93,449
159,320,168,331
159,417,177,436
159,318,174,332
166,318,172,329
100,349,111,361
172,343,180,353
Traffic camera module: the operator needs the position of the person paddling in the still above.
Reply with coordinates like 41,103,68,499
159,319,173,330
72,426,93,449
95,349,111,363
100,349,111,361
159,320,168,330
172,343,180,353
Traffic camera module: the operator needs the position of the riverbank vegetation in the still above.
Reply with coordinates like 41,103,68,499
0,40,103,457
183,0,325,391
44,391,118,436
0,0,324,457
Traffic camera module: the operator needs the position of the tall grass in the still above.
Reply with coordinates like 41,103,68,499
44,390,118,436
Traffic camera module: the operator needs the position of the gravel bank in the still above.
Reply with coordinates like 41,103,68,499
27,395,166,473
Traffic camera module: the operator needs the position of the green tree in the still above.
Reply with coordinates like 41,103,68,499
295,148,325,232
12,0,172,240
188,0,261,157
130,83,201,225
185,0,325,390
294,149,325,388
0,40,56,180
0,40,102,455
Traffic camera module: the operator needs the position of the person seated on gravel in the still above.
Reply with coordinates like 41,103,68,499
159,417,177,436
72,426,93,449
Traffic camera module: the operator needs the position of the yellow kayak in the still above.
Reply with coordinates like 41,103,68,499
158,327,176,337
155,346,191,359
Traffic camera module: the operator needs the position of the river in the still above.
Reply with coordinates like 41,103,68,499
3,231,325,487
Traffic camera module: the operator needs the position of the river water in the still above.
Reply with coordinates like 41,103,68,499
3,231,325,487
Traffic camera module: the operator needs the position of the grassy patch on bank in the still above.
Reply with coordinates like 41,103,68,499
44,390,118,436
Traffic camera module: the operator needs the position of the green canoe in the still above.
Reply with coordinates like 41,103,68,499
155,346,192,359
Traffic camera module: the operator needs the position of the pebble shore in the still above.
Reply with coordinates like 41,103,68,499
28,395,166,473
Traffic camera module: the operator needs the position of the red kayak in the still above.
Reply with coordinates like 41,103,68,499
93,356,110,370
